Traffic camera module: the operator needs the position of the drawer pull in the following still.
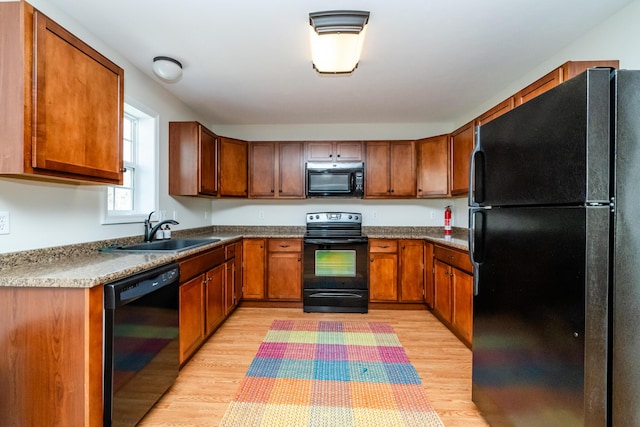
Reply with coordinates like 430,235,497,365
280,244,290,248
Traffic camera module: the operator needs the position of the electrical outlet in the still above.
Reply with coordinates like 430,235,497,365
172,210,178,221
0,211,10,235
430,211,436,219
372,211,377,220
258,210,265,220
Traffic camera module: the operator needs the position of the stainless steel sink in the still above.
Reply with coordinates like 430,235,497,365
100,238,220,253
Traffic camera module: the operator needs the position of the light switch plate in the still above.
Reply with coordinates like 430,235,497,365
0,211,10,235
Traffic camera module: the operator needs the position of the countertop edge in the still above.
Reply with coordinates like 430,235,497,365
0,226,468,288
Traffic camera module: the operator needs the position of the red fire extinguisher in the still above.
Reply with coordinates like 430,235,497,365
444,206,452,237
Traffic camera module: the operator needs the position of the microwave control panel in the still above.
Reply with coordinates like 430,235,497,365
354,171,364,191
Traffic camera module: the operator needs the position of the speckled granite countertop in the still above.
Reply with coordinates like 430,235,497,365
0,225,468,288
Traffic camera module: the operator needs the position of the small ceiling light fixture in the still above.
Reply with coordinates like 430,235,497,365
152,56,183,82
309,10,370,74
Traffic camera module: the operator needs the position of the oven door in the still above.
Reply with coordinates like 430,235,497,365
303,237,368,313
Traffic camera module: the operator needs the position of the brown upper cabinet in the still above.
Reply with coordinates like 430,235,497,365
169,121,219,197
306,141,363,162
475,97,515,127
0,2,124,184
249,141,305,198
416,135,449,198
450,121,474,197
515,60,619,106
365,141,416,198
218,136,248,197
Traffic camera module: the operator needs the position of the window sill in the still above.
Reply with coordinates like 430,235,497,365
102,213,147,225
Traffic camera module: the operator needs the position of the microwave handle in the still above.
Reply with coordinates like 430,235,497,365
351,173,355,191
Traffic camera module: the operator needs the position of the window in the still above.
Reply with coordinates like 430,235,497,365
107,113,136,212
103,100,158,224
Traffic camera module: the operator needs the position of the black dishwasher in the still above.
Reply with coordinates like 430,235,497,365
103,262,180,427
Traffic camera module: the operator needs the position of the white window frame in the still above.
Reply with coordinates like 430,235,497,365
103,98,159,224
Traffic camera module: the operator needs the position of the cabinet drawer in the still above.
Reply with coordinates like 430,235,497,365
268,238,302,252
434,245,472,273
369,239,397,253
224,243,236,260
180,247,225,282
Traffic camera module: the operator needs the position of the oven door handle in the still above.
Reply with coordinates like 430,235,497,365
303,238,368,245
308,292,364,299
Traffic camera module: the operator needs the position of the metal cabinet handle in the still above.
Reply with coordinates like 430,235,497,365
280,244,290,248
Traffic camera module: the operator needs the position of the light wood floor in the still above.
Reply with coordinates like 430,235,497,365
139,307,489,426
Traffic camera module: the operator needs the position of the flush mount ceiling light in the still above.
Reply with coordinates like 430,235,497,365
309,10,370,74
152,56,183,82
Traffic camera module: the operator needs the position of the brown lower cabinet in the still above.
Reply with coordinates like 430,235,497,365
369,238,425,303
0,285,103,426
178,242,242,365
242,238,302,302
432,245,474,347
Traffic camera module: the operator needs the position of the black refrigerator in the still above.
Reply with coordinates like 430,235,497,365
469,67,640,426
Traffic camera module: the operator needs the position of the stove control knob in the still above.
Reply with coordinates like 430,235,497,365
348,215,353,219
315,214,320,219
355,215,359,220
308,215,313,220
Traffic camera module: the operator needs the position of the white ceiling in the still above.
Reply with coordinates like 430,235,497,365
44,0,633,126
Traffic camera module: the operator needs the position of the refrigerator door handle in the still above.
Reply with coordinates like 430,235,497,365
469,208,485,295
469,127,485,206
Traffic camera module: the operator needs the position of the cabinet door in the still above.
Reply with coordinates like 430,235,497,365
205,265,225,335
515,67,562,106
389,141,416,196
234,241,243,303
267,252,302,300
219,137,248,197
434,259,452,322
198,127,218,195
306,141,334,161
399,240,424,302
278,142,305,198
179,274,204,364
452,267,473,345
369,253,398,302
476,97,514,127
335,141,363,161
32,11,124,184
248,142,276,197
423,242,435,308
224,259,236,315
450,121,474,196
242,239,266,299
417,135,449,198
365,141,391,196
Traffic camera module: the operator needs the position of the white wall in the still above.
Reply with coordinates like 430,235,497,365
210,197,468,228
2,0,640,253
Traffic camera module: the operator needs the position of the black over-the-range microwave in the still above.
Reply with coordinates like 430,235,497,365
305,162,364,198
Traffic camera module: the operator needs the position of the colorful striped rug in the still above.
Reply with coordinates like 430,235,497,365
220,320,444,427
